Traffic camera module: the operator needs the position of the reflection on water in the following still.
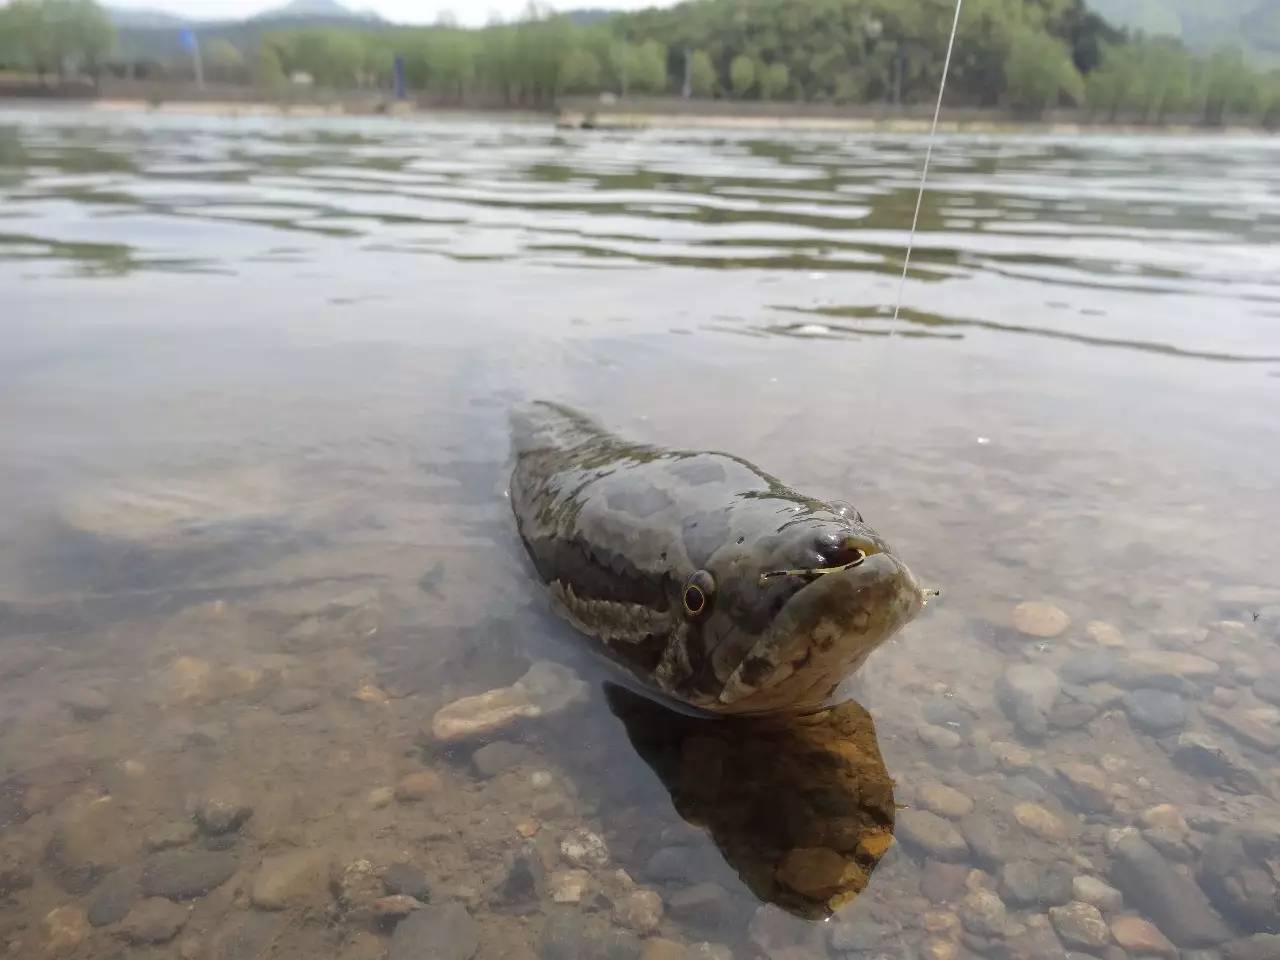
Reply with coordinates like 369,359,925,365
2,108,1280,960
604,686,895,920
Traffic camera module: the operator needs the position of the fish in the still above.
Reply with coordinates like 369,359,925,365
509,402,927,716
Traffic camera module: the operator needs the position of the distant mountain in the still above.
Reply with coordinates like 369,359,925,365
106,7,191,28
1086,0,1280,62
252,0,382,22
565,9,620,27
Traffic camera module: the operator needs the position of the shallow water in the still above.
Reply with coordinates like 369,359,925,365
2,107,1280,960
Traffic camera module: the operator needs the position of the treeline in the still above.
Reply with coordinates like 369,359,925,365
0,0,114,80
2,0,1279,126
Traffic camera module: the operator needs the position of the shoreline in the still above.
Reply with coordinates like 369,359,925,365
1,95,1273,136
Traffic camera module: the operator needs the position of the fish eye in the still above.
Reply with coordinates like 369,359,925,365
682,570,715,617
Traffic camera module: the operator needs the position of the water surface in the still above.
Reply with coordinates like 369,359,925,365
2,108,1279,960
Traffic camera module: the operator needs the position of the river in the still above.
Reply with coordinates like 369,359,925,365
2,107,1279,960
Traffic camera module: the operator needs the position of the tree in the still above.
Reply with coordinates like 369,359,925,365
1003,24,1084,116
252,42,288,93
204,38,245,83
761,61,789,100
560,47,602,93
729,53,755,98
625,40,668,94
688,48,716,97
1200,46,1256,125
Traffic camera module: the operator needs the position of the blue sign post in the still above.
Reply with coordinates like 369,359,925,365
179,27,204,90
393,55,405,100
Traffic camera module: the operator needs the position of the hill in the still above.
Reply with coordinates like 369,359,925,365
1085,0,1280,63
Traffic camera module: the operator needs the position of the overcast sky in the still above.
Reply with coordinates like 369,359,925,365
104,0,677,26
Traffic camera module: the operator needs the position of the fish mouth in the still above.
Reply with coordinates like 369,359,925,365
718,552,925,712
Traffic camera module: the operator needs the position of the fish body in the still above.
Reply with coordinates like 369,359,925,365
509,402,924,715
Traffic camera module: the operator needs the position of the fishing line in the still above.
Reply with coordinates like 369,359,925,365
891,0,964,326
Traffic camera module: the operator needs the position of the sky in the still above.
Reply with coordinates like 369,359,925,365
102,0,677,26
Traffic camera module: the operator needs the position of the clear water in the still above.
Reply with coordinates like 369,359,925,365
2,108,1279,960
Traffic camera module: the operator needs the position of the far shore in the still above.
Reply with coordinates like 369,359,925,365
1,92,1273,136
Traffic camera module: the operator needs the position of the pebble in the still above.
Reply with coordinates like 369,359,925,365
1055,762,1112,813
62,686,113,721
537,911,640,960
918,782,975,819
383,862,431,900
921,939,958,960
250,848,332,910
516,819,540,839
140,849,237,900
354,684,389,704
1198,819,1280,933
997,664,1061,739
86,870,141,926
998,861,1043,908
898,810,970,861
388,902,479,960
1123,650,1220,685
1110,834,1231,947
431,661,588,742
1050,901,1111,951
1085,621,1126,648
46,796,133,893
194,791,254,835
613,889,664,934
145,821,199,852
372,895,422,921
549,869,592,904
118,897,189,943
775,847,864,900
960,888,1007,938
1122,688,1188,734
1014,803,1068,841
560,828,609,867
959,812,1025,868
1203,704,1280,752
41,905,89,955
856,832,893,860
990,740,1034,771
471,741,529,778
367,786,395,808
1110,915,1176,958
1060,650,1117,684
1072,875,1123,912
1139,804,1189,836
395,771,443,802
918,724,963,750
1012,601,1070,638
1174,731,1273,796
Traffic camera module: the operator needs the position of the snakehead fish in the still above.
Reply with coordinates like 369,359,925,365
509,402,926,716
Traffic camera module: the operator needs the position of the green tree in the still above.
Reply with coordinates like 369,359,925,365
688,48,716,97
0,0,113,81
252,42,288,92
1003,24,1084,116
1200,46,1256,125
560,47,602,93
729,53,756,98
761,61,789,100
204,38,245,83
625,40,668,94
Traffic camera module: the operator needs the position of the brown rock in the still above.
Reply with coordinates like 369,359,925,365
920,861,969,903
641,940,688,960
118,897,189,943
41,905,89,955
249,849,333,910
1050,901,1111,951
394,771,443,802
918,782,975,819
613,889,664,934
1012,601,1070,638
1056,762,1111,813
1111,915,1176,957
1014,803,1068,840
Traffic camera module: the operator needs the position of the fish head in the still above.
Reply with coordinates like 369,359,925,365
692,511,925,715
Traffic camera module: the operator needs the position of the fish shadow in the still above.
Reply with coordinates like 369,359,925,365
602,684,897,919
